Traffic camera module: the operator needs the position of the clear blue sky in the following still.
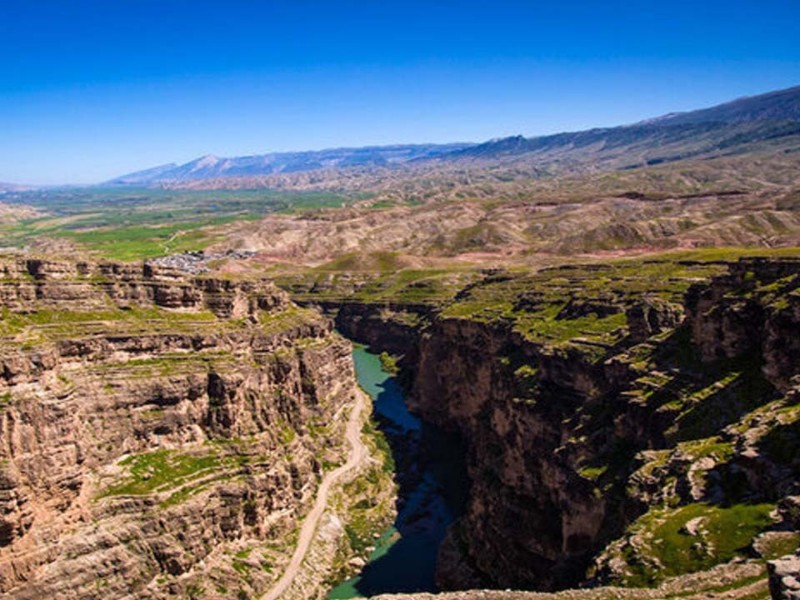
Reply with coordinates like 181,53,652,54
1,0,799,184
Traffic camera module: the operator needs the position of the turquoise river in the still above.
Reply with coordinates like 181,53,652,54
327,346,467,598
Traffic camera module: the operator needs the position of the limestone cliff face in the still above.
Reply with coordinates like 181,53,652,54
0,259,357,599
0,258,288,316
314,258,800,593
332,303,426,363
410,318,609,590
406,258,800,591
305,300,427,384
686,258,800,391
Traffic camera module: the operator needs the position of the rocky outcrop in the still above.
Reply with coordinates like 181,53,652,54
410,318,608,590
769,553,800,599
0,258,288,317
626,296,683,342
0,259,358,599
685,257,800,391
304,301,428,383
332,303,426,365
372,556,771,599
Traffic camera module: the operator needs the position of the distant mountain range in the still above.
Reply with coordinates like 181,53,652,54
443,84,800,169
642,85,800,125
0,183,32,193
108,84,800,187
107,143,472,186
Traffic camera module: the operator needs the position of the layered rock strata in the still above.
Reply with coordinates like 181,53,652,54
291,257,800,593
0,259,357,599
419,259,800,590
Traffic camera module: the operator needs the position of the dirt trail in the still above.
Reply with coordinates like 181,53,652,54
260,389,369,600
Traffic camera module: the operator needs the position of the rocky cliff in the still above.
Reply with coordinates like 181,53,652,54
417,258,800,592
0,259,359,599
287,256,800,596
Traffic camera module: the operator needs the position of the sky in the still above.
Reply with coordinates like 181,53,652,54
1,1,799,185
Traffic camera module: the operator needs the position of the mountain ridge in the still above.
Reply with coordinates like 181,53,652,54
107,143,473,186
642,83,800,125
106,84,800,188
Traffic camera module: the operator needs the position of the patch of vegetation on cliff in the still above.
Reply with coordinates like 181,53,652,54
92,352,237,380
275,248,800,314
378,351,400,375
612,503,775,587
276,263,481,305
677,436,735,462
256,305,322,334
437,257,729,349
519,311,628,346
0,305,221,339
603,322,781,446
98,448,248,499
668,362,777,443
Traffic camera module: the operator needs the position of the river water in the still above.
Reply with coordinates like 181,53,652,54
327,346,467,598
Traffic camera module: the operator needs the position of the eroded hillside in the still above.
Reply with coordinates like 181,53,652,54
212,179,800,263
0,259,393,599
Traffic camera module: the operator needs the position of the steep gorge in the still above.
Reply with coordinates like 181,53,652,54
2,253,798,599
292,256,800,596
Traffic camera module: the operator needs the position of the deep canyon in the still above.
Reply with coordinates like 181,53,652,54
303,254,800,598
1,254,799,599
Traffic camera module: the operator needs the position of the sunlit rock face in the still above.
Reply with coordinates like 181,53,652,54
327,258,800,592
0,259,357,599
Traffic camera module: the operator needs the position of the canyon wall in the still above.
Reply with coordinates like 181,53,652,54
11,254,795,598
303,258,800,593
0,259,358,599
419,259,800,590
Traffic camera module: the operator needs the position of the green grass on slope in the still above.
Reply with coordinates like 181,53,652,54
0,306,219,338
440,258,729,344
316,251,406,273
620,503,775,587
99,449,222,497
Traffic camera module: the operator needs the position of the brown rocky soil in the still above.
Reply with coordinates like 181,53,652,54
210,188,800,266
374,559,770,598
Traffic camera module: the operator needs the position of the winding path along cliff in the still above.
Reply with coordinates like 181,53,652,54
262,387,368,600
